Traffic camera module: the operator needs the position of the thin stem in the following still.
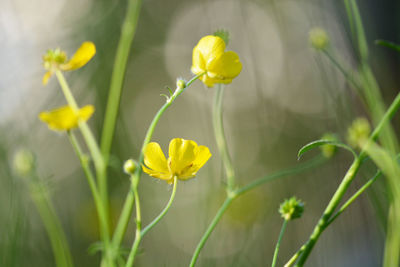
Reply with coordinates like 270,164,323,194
101,0,142,160
213,84,235,192
321,49,363,96
189,196,235,267
272,220,288,267
67,132,109,249
29,179,74,267
125,175,142,267
55,71,112,266
111,73,204,250
236,156,326,196
141,176,178,236
290,92,400,266
326,170,381,226
189,156,326,267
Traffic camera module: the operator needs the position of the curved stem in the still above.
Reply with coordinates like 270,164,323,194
289,92,400,266
101,0,142,160
236,156,326,196
272,220,288,267
141,176,178,236
29,178,74,267
189,196,235,267
111,73,204,251
213,84,235,192
189,156,326,267
125,175,142,267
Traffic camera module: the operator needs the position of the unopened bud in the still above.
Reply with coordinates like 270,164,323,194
347,118,371,148
214,29,230,46
123,159,137,175
279,197,304,221
176,78,186,90
320,133,337,158
309,27,329,50
13,148,35,177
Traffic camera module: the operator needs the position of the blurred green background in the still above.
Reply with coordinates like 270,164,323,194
1,0,399,266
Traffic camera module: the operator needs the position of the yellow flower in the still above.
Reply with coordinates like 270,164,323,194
39,105,94,131
191,35,242,87
42,42,96,85
142,138,212,183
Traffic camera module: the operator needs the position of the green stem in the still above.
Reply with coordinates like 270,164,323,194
189,196,235,267
141,176,178,236
321,49,363,97
290,92,400,266
125,176,178,267
294,157,362,266
125,175,142,267
55,71,112,266
326,170,381,226
189,156,325,267
111,73,204,252
29,179,74,267
67,132,109,251
272,219,288,267
213,84,236,192
236,156,326,196
100,0,142,161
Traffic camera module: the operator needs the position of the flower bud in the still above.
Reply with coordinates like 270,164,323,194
320,133,337,158
123,159,137,175
309,27,329,50
213,29,230,46
176,78,186,90
347,118,371,148
279,197,304,221
13,148,35,177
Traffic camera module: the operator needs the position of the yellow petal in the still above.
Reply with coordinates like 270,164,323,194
207,51,242,80
142,165,172,180
42,71,52,85
168,138,198,175
79,105,95,121
61,41,96,71
143,142,169,174
39,105,94,131
191,45,206,75
180,146,212,179
194,36,225,66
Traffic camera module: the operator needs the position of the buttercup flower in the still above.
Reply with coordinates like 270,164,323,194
191,35,242,87
142,138,212,183
39,105,94,131
42,41,96,85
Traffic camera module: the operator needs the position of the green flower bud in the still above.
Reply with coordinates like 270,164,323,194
309,27,329,50
213,29,230,46
13,148,35,177
123,159,137,175
176,78,186,90
279,197,304,221
347,118,371,148
320,133,337,158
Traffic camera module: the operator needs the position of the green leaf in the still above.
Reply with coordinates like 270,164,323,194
375,40,400,53
298,139,357,160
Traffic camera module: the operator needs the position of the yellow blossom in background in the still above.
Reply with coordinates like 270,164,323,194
191,35,242,87
42,42,96,85
142,138,211,183
39,105,94,131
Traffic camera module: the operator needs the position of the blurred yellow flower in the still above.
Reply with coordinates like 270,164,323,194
39,105,94,131
42,42,96,85
142,138,211,183
191,35,242,87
